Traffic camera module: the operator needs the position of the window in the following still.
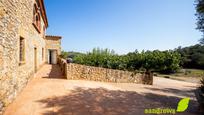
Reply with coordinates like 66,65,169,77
19,37,25,65
42,48,44,61
33,3,41,33
35,14,40,28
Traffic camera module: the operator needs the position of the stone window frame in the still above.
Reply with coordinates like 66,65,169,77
19,37,26,66
33,3,41,33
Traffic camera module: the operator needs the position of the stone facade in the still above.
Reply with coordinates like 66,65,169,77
0,0,61,113
45,35,61,55
45,35,62,64
58,59,153,85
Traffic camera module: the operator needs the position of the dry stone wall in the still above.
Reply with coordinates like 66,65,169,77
58,58,67,77
58,58,153,85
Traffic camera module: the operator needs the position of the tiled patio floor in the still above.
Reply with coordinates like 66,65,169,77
4,64,200,115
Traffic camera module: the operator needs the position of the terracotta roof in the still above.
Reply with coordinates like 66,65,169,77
39,0,48,27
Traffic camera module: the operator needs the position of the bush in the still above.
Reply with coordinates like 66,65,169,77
153,73,158,76
60,51,69,59
72,48,181,73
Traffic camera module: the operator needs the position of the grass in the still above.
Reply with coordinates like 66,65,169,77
156,69,204,83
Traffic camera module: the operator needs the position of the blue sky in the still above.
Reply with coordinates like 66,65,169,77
44,0,201,54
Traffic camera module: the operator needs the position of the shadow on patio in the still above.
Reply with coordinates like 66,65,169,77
42,64,66,79
144,87,196,97
37,87,199,115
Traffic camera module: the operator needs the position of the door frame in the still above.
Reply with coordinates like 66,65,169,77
48,49,57,64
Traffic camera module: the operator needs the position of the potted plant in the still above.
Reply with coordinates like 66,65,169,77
195,76,204,112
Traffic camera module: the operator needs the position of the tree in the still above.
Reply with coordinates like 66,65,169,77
176,44,204,69
72,48,181,73
60,51,69,59
196,0,204,44
199,38,204,45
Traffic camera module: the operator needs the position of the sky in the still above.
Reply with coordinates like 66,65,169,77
44,0,202,54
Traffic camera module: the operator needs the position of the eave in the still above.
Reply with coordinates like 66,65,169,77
39,0,48,28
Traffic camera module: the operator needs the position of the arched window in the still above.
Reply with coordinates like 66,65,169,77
35,15,39,27
33,3,41,32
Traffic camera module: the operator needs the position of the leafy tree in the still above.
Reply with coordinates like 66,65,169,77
199,38,204,45
72,48,181,73
196,0,204,44
176,44,204,69
60,51,69,59
67,51,85,58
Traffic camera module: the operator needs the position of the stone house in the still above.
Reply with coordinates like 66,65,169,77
0,0,61,111
45,35,62,64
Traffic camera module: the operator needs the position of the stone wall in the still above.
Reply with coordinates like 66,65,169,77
58,58,67,77
58,59,153,85
0,0,46,113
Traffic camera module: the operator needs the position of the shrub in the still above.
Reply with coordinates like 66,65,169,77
153,73,158,76
60,51,69,59
71,48,181,73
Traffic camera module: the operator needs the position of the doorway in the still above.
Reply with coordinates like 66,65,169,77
48,50,57,64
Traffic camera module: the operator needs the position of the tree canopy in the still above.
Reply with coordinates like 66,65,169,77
64,48,181,73
176,44,204,69
196,0,204,44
